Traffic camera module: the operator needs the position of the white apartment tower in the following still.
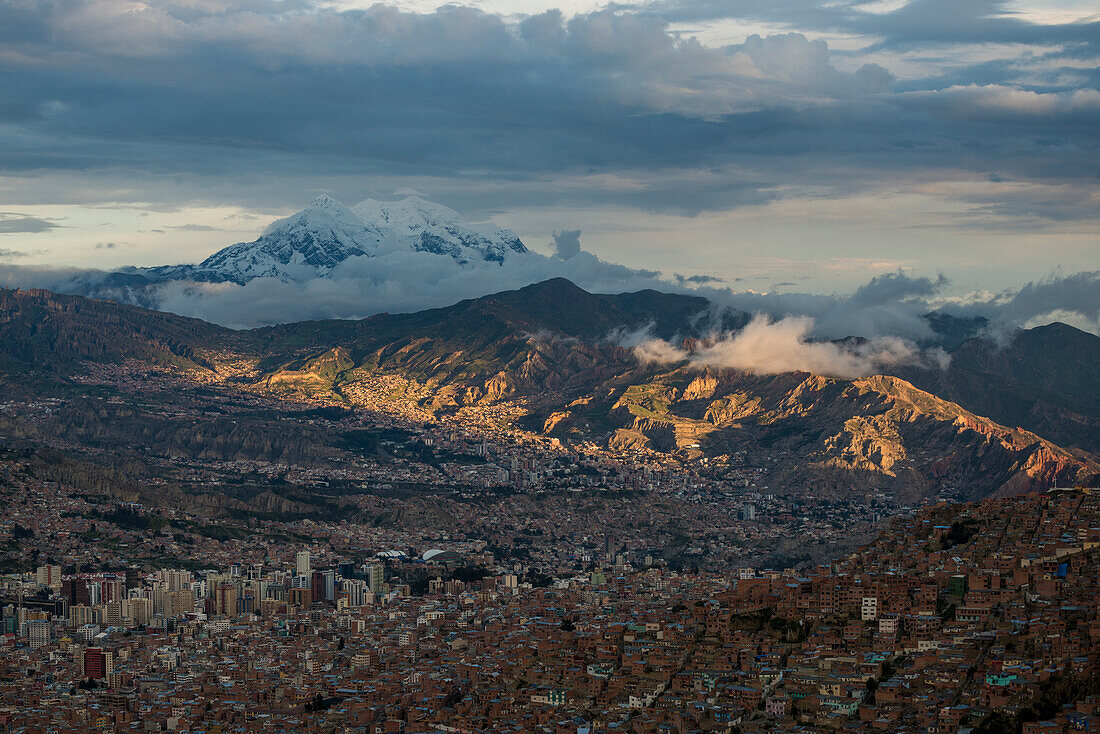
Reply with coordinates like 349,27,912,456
296,551,311,577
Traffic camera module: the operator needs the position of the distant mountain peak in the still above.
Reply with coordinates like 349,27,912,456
141,193,528,285
309,192,343,208
511,277,589,298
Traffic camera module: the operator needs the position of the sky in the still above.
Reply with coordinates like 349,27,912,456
0,0,1097,302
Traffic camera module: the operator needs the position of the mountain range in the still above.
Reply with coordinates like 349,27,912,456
60,194,529,302
1,279,1097,507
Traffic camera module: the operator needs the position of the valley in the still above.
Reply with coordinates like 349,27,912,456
0,280,1097,579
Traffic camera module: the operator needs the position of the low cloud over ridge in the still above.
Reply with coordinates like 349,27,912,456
2,239,1098,383
625,314,951,379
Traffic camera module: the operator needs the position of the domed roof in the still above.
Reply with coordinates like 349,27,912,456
422,549,462,562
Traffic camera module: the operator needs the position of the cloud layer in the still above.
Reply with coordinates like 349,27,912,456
0,214,62,234
0,0,1095,228
1,231,1095,356
626,314,951,379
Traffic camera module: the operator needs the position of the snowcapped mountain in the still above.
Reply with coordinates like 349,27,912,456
190,195,383,283
352,196,526,265
140,194,528,285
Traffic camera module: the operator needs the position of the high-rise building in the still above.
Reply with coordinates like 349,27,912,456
129,597,153,627
296,551,311,577
156,569,192,591
242,580,266,614
101,578,125,604
214,582,239,617
150,584,166,616
289,587,312,607
104,601,128,628
36,564,62,590
62,579,91,607
164,589,195,618
23,619,50,649
368,563,385,595
69,605,99,628
341,578,367,607
82,647,114,680
87,582,102,607
739,504,756,521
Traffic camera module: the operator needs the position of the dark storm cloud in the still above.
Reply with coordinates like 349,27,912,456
675,274,725,285
850,0,1100,50
0,215,62,233
640,0,1100,50
848,271,950,307
0,11,878,176
0,0,1094,221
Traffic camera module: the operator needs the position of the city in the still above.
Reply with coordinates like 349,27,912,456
1,484,1096,733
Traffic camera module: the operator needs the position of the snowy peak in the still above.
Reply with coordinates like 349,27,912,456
182,195,381,284
308,193,341,209
353,195,463,229
157,194,528,285
265,193,369,237
352,196,527,264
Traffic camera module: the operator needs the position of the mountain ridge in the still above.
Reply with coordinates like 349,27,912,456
1,281,1097,504
893,322,1100,453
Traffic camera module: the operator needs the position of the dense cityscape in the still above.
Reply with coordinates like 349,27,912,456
1,478,1097,733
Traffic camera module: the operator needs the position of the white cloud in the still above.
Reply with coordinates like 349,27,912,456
145,247,672,328
625,313,950,378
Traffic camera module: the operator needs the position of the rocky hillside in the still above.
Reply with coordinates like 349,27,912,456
0,287,230,374
894,323,1100,453
251,279,724,397
533,368,1093,501
1,281,1096,503
246,282,1099,500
